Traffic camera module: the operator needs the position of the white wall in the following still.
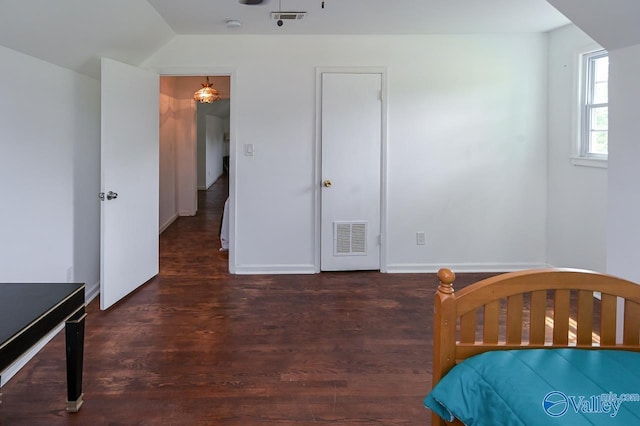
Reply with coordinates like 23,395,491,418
607,42,640,282
0,44,100,291
144,34,550,273
197,102,228,190
546,25,607,271
159,76,198,229
159,77,179,232
205,114,225,188
175,98,197,215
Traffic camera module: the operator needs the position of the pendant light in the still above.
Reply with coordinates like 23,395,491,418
193,76,221,103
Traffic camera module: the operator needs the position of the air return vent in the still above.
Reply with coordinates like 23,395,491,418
271,11,306,20
334,222,367,256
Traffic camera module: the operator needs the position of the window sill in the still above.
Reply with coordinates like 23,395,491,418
571,157,608,169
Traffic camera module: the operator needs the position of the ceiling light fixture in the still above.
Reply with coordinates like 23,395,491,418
193,76,221,104
226,19,242,28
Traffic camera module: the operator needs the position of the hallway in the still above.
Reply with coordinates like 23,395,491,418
159,174,230,277
0,178,489,425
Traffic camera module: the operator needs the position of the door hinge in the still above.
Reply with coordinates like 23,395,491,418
99,191,118,201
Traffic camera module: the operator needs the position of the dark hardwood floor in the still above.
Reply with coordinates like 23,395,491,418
0,176,493,425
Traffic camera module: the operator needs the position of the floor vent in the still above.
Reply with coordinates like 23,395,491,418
334,221,367,256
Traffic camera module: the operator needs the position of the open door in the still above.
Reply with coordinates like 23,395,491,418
100,58,159,310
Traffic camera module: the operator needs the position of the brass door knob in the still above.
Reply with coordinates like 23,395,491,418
323,180,332,188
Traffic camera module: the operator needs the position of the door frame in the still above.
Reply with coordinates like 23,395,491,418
155,66,238,272
314,67,388,273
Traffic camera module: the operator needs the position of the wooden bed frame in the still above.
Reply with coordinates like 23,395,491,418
431,267,640,426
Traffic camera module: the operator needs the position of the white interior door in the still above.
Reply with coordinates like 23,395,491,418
100,58,159,310
321,72,382,271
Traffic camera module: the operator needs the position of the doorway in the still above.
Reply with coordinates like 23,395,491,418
159,75,231,235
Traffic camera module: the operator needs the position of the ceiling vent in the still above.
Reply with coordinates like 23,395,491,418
271,11,306,21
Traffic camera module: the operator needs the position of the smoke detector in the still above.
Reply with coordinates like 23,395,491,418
271,11,306,21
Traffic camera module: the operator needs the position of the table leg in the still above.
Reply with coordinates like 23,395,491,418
65,309,86,412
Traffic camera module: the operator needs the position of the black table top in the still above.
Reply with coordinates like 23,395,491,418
0,283,85,347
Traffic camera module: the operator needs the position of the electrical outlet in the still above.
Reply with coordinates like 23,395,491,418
416,232,426,245
66,266,73,282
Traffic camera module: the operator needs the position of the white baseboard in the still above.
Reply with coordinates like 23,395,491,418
198,173,224,191
206,173,223,190
0,324,64,387
233,264,317,275
232,262,551,275
85,280,100,304
159,213,179,234
385,262,551,273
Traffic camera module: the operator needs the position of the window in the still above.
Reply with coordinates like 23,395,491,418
580,50,609,159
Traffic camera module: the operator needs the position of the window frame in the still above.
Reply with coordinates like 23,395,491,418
573,48,608,168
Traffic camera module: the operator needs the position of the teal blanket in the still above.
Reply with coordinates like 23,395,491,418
425,349,640,425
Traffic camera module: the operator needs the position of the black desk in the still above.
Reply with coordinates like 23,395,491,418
0,283,86,412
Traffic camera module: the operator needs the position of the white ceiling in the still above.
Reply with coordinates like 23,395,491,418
147,0,570,35
547,0,640,51
0,0,174,78
0,0,570,78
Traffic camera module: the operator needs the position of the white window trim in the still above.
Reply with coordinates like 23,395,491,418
570,157,608,168
571,44,607,169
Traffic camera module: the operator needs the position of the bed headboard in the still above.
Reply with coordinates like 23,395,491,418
432,267,640,390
